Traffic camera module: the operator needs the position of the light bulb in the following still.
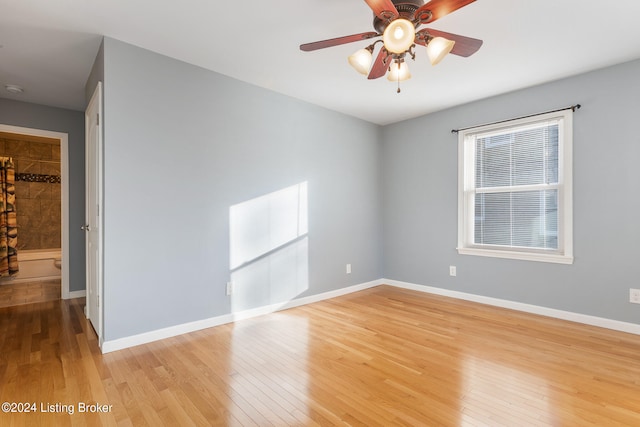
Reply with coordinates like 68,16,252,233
348,48,373,75
383,19,415,54
426,36,455,65
387,61,411,82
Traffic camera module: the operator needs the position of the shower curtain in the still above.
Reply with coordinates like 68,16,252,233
0,157,18,277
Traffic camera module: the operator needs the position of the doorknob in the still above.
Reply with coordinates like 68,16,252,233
81,224,91,231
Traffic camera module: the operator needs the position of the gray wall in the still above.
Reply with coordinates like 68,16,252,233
0,98,85,292
382,59,640,324
85,39,104,103
100,38,382,341
86,37,640,343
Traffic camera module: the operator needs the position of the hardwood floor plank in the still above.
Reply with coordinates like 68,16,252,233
2,286,640,425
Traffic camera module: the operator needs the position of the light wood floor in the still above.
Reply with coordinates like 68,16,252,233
1,285,640,426
0,279,61,308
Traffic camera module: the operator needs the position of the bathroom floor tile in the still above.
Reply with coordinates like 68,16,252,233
0,279,61,308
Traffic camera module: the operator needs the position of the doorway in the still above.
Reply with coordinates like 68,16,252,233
0,124,70,301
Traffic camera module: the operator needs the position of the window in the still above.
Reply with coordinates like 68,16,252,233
457,110,573,264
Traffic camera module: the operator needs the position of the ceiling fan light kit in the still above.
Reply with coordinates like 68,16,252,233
348,46,375,75
387,60,411,82
426,36,456,65
300,0,483,92
383,18,416,54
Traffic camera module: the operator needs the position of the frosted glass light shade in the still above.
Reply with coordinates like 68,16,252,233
348,48,373,75
387,61,411,82
426,36,455,65
383,19,415,54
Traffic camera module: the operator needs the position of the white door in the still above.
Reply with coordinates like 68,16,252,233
85,82,103,340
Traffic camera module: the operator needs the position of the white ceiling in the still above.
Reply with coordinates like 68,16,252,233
1,0,640,125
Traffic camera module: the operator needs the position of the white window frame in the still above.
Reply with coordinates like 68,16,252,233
457,109,574,264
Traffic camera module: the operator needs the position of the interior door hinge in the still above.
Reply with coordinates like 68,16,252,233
97,113,100,126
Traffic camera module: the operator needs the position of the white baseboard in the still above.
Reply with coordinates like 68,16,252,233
100,277,640,354
384,279,640,336
100,279,383,354
67,290,86,299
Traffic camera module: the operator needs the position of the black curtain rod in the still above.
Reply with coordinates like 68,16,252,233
451,104,581,134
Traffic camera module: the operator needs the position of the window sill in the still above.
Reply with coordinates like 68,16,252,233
457,247,574,265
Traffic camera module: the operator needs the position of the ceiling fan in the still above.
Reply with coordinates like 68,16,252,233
300,0,483,92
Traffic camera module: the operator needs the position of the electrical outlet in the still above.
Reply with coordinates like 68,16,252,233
346,264,352,274
226,282,233,296
449,266,457,277
630,288,640,304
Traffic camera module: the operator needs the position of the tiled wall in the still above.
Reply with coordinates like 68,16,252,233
0,133,61,250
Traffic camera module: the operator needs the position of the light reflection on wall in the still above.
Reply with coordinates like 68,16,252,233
229,182,309,312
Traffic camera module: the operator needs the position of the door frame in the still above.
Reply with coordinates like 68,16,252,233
0,123,70,299
85,81,104,345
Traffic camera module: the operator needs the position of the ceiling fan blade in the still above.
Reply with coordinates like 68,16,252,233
368,48,390,79
363,0,399,20
414,0,476,24
300,32,380,52
416,28,483,57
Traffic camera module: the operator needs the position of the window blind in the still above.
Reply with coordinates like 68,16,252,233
472,120,560,250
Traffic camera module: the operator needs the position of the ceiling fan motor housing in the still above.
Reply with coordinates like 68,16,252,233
373,0,424,33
